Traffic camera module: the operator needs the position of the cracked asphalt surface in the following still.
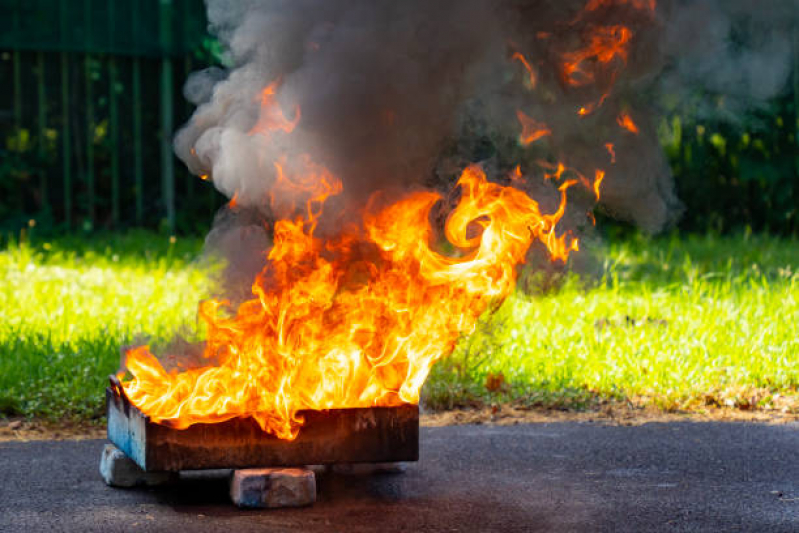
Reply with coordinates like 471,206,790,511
0,421,797,532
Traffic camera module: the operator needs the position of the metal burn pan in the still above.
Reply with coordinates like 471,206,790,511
106,376,419,472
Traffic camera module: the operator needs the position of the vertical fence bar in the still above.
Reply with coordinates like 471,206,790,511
109,3,120,227
60,0,72,228
184,57,195,203
133,58,144,225
12,5,22,131
12,4,23,216
132,0,144,226
13,53,22,131
182,0,195,204
160,0,176,233
793,24,799,185
37,51,48,210
109,59,120,227
84,0,95,227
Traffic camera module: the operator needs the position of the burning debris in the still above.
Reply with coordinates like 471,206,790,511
113,0,799,448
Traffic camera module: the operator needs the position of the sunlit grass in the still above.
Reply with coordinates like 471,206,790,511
0,231,796,421
0,231,212,419
427,233,799,413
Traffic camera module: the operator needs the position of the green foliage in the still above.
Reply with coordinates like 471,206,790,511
664,97,799,235
0,231,796,420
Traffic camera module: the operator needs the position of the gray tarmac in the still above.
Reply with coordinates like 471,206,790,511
0,421,797,532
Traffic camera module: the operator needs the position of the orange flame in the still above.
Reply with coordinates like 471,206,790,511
584,0,656,13
617,112,639,134
593,169,606,200
120,163,578,439
249,81,301,137
517,110,552,146
562,25,632,87
540,161,568,182
510,165,524,184
577,92,610,117
512,52,537,89
605,143,616,163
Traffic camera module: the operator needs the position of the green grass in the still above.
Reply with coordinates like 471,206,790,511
0,231,212,420
427,233,799,413
0,231,797,421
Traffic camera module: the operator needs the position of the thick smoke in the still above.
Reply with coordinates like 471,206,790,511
175,0,799,284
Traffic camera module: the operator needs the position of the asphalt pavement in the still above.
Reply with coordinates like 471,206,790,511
0,421,797,532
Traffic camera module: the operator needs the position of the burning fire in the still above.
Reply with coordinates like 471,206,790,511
512,52,538,89
121,161,577,439
517,110,552,145
121,77,580,440
617,112,639,134
117,0,655,441
562,25,632,87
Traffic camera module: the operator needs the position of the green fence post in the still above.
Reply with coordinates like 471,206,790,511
109,3,120,227
109,59,120,227
84,0,95,228
60,0,72,229
133,58,144,225
793,24,799,184
37,51,48,211
160,0,176,233
131,0,144,226
12,6,21,131
182,0,195,204
13,56,22,132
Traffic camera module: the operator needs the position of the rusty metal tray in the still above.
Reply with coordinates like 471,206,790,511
106,376,419,472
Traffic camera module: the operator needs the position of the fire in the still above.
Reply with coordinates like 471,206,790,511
593,169,606,200
562,25,632,87
617,112,639,134
577,93,609,117
512,52,537,89
517,110,552,145
510,164,524,183
249,81,301,137
584,0,656,12
120,162,578,440
605,143,616,163
118,0,649,441
540,161,568,182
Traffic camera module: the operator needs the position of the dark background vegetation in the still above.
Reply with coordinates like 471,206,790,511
1,0,798,238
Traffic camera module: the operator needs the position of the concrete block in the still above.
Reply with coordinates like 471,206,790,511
100,444,177,488
230,468,316,509
331,462,408,475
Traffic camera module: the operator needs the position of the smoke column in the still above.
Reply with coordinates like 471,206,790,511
175,0,799,286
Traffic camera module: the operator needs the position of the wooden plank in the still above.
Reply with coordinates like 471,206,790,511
106,380,419,473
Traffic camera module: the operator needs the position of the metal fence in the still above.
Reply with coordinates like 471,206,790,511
0,0,224,234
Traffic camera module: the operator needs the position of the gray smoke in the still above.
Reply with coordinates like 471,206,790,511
175,0,799,268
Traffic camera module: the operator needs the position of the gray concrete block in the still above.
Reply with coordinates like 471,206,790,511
99,444,177,488
331,462,408,475
230,467,316,509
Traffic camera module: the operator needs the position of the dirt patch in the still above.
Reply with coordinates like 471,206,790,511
422,403,799,428
2,403,796,442
0,419,105,442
